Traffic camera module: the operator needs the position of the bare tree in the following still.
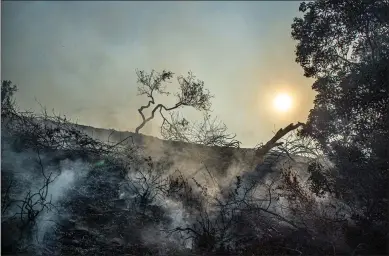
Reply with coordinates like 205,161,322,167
120,156,171,214
166,172,302,253
2,149,60,253
135,69,213,134
160,111,241,148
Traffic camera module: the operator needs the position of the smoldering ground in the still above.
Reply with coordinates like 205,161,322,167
1,112,350,255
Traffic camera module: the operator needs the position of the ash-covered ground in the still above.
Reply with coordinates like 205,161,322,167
1,114,350,256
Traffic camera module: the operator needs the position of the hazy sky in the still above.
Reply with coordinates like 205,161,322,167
2,1,316,148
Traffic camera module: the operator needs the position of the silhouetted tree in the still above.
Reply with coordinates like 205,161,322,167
1,80,17,117
135,70,213,134
160,111,241,148
292,0,389,254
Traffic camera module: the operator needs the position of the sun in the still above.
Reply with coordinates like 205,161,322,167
273,93,292,112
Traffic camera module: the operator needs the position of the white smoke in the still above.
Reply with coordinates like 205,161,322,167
35,159,90,244
1,137,91,251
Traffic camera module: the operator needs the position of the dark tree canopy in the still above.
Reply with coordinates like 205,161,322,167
292,1,389,253
292,0,389,151
292,0,389,79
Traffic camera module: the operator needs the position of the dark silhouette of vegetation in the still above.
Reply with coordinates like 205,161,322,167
1,80,17,117
135,69,242,148
160,111,241,148
1,81,316,255
135,69,213,134
1,149,60,253
2,0,388,255
1,82,125,254
292,0,389,254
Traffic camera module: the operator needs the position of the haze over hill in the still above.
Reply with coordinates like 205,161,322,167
2,1,316,147
1,110,319,255
76,122,313,182
2,0,388,255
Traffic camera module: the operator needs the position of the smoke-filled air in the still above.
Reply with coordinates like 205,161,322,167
1,1,388,255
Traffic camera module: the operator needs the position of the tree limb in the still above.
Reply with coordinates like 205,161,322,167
255,122,305,165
